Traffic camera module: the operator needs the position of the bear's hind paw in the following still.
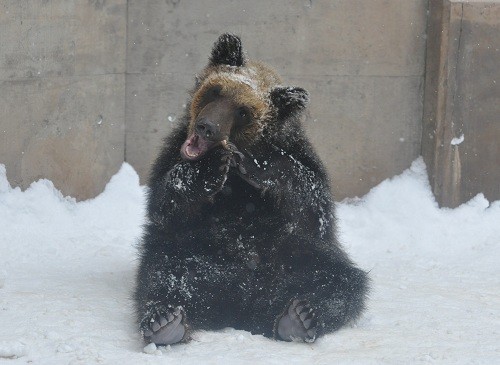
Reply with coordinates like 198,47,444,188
142,306,187,345
275,299,317,343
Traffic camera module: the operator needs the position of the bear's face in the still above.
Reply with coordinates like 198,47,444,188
180,34,310,161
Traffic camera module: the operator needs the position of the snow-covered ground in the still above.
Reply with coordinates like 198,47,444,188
0,158,499,364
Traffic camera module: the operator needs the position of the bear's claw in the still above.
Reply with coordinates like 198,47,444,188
275,299,317,343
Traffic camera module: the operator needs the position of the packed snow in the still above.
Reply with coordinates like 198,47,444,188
0,159,499,364
450,134,465,146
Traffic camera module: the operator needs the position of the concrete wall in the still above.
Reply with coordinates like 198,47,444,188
15,0,500,204
126,0,428,200
0,1,126,199
422,0,500,207
2,1,497,205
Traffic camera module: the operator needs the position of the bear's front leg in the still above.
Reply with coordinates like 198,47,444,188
165,146,233,199
147,145,235,228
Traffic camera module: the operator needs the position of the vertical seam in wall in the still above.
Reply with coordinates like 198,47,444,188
448,2,464,206
124,0,129,163
450,3,464,135
420,0,431,158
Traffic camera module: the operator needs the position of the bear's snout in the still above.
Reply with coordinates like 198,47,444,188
195,118,221,141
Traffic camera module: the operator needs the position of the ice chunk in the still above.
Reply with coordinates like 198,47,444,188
143,343,162,355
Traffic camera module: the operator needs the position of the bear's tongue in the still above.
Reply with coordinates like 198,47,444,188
181,133,213,161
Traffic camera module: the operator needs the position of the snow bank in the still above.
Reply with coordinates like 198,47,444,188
0,159,499,364
339,158,500,270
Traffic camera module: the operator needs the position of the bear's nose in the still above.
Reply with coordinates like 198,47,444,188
195,118,219,140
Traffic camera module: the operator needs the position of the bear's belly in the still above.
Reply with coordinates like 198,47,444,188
187,182,280,267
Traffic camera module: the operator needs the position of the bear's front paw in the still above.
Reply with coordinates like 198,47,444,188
141,306,187,346
275,299,317,343
196,147,233,196
222,140,247,174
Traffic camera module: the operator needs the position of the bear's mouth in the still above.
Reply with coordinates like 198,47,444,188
180,133,216,161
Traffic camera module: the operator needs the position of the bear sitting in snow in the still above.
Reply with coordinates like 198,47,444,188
134,34,369,345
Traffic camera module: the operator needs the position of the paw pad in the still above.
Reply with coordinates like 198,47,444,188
142,306,187,345
276,299,317,343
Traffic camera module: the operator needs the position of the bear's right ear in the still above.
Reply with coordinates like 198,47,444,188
270,86,309,119
209,33,246,67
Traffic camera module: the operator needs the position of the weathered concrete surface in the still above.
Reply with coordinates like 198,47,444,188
0,0,126,79
126,0,428,199
0,75,125,199
125,73,188,181
0,0,126,200
294,75,424,198
2,0,497,205
422,0,500,207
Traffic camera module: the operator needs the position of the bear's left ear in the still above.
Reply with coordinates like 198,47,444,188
209,33,246,67
269,86,309,119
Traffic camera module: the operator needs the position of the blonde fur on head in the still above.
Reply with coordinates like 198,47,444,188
189,62,282,143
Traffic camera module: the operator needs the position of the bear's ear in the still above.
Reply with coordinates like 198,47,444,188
209,33,246,67
269,86,309,119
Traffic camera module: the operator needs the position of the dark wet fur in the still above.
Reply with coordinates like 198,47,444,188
134,34,369,344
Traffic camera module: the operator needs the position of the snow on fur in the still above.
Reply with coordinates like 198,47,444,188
0,159,499,363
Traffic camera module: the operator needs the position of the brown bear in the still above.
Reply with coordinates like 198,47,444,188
134,33,369,345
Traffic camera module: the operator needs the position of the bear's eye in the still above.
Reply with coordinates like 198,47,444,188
238,108,248,118
235,106,252,126
201,86,222,106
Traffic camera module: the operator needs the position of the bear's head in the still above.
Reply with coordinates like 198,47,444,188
181,34,309,161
